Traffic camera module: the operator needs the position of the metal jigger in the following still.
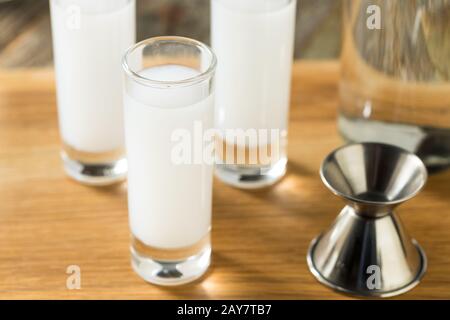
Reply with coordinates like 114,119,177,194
307,143,428,297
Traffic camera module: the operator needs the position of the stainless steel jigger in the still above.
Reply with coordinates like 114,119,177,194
307,143,428,297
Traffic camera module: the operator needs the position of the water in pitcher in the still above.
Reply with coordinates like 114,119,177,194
339,0,450,171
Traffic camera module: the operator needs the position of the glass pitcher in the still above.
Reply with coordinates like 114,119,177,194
339,0,450,171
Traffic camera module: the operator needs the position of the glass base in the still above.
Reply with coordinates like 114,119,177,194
130,235,211,286
61,151,127,186
215,157,287,189
338,114,450,172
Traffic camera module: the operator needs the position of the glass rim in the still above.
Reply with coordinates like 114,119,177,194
122,36,217,88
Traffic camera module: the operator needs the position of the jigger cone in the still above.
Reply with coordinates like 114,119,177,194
307,143,428,297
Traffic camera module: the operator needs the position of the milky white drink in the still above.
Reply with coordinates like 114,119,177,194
211,0,296,188
124,65,213,249
50,0,135,184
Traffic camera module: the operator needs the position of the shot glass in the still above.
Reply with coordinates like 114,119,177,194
50,0,136,185
211,0,297,189
122,37,216,285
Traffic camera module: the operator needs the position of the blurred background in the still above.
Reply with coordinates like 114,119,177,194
0,0,342,68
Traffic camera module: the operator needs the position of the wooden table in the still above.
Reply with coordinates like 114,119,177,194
0,61,449,299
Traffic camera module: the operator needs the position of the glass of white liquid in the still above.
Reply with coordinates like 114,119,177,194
50,0,136,185
122,37,216,285
211,0,296,189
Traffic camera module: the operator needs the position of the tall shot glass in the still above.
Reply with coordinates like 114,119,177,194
50,0,136,185
211,0,296,189
122,37,217,285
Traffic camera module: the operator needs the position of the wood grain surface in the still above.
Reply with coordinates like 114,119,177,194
0,61,449,300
